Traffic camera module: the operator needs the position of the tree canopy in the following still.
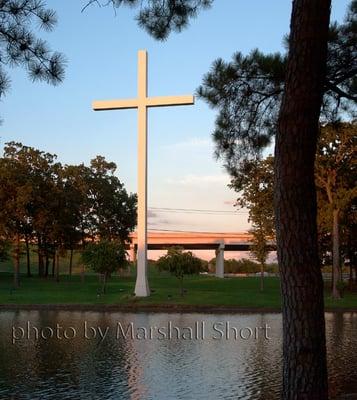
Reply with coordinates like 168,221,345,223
81,239,127,293
83,0,212,40
197,1,357,173
157,246,202,295
0,142,137,281
230,122,357,294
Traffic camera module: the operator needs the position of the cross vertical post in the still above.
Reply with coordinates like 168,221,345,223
92,50,194,297
135,50,150,296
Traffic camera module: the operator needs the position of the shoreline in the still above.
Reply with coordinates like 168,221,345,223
0,303,356,313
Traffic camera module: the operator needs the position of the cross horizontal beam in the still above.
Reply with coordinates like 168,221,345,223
92,99,138,111
92,95,194,111
146,95,194,107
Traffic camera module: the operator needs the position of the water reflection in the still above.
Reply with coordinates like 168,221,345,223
0,311,356,399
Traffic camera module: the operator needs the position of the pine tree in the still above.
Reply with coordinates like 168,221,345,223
0,0,65,114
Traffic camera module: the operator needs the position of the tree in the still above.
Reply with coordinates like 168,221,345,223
2,142,60,278
274,2,331,398
0,144,34,287
0,142,137,282
86,156,137,243
196,1,357,174
315,122,357,298
0,0,65,118
59,164,89,276
230,156,275,291
157,247,202,296
83,0,213,40
343,198,357,285
81,240,127,293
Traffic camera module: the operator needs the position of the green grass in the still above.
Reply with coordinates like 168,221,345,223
0,265,356,309
0,248,84,275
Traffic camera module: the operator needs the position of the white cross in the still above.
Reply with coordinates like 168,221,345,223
92,50,195,296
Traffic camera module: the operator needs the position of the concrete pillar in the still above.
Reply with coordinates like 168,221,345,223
215,243,225,278
130,244,137,263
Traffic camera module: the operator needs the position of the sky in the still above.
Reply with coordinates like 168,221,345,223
0,0,351,241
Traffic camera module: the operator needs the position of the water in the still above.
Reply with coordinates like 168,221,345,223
0,311,356,399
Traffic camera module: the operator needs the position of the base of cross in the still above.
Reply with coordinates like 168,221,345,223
134,274,150,297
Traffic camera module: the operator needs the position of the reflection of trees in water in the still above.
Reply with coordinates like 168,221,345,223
0,311,356,399
246,313,282,399
0,310,42,396
69,311,138,399
0,311,137,399
326,312,357,399
133,313,205,399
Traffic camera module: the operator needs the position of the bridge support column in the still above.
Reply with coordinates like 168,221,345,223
215,243,225,278
130,244,137,263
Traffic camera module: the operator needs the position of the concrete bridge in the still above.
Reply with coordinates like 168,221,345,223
128,231,275,278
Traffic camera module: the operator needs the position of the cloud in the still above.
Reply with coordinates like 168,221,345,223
148,209,171,226
148,209,158,218
166,174,229,186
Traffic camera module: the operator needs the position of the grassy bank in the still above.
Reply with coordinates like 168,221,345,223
0,267,356,310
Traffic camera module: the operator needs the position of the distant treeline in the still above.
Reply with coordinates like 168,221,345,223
0,142,137,286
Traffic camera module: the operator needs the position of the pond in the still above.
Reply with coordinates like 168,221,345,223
0,311,356,399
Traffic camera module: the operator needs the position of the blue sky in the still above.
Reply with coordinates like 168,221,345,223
0,0,351,234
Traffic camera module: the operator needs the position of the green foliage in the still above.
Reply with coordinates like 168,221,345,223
316,122,356,265
197,2,357,172
198,51,285,172
81,240,127,293
0,0,65,105
81,240,127,275
157,247,202,295
0,142,137,278
84,0,212,40
209,258,278,275
0,240,10,262
228,122,356,275
86,156,137,242
230,156,275,273
316,122,356,219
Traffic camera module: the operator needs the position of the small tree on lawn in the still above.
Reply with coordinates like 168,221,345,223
81,240,127,294
157,247,202,296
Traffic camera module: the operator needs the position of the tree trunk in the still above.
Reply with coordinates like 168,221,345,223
81,263,85,283
13,234,20,288
25,236,31,277
38,237,44,277
69,248,73,277
180,276,184,296
102,272,107,294
274,1,330,398
349,263,353,289
45,250,50,277
332,208,341,298
56,251,60,283
52,254,56,278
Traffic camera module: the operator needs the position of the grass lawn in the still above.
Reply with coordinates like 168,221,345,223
0,265,356,309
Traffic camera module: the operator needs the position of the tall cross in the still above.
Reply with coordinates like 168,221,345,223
92,50,194,297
